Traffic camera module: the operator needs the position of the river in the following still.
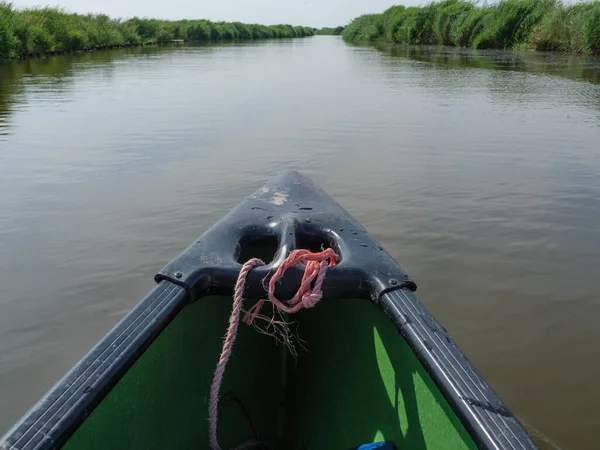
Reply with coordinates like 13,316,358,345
1,36,599,448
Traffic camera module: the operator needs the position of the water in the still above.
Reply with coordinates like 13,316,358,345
1,37,599,448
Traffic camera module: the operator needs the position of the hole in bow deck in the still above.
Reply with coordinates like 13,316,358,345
295,230,341,262
236,234,279,264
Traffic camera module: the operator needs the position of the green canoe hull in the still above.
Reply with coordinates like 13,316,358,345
64,297,476,450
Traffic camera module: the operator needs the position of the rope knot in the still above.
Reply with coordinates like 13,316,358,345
301,291,321,308
242,248,339,324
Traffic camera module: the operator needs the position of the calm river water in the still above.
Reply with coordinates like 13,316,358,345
1,37,599,448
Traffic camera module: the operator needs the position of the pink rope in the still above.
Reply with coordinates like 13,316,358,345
243,248,339,325
208,249,339,450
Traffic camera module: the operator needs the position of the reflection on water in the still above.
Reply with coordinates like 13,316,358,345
1,38,599,449
382,44,600,85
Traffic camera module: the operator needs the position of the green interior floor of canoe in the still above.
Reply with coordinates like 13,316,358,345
63,296,477,450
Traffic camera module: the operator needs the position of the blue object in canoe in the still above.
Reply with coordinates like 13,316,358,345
352,442,395,450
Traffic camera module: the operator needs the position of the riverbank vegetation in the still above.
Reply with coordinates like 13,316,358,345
0,3,314,59
342,0,600,54
315,26,345,35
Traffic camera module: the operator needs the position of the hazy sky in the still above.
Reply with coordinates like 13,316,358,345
11,0,423,28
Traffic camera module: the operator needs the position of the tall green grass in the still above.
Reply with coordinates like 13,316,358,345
314,26,345,35
0,3,314,59
342,0,600,54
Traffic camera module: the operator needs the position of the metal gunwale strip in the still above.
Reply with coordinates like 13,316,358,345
7,282,186,450
394,288,525,449
385,289,531,450
382,291,501,449
395,289,526,449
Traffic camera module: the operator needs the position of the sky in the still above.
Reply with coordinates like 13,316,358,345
10,0,423,29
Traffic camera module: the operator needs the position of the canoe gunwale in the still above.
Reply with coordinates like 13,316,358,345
0,282,188,450
381,288,535,449
0,171,537,450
